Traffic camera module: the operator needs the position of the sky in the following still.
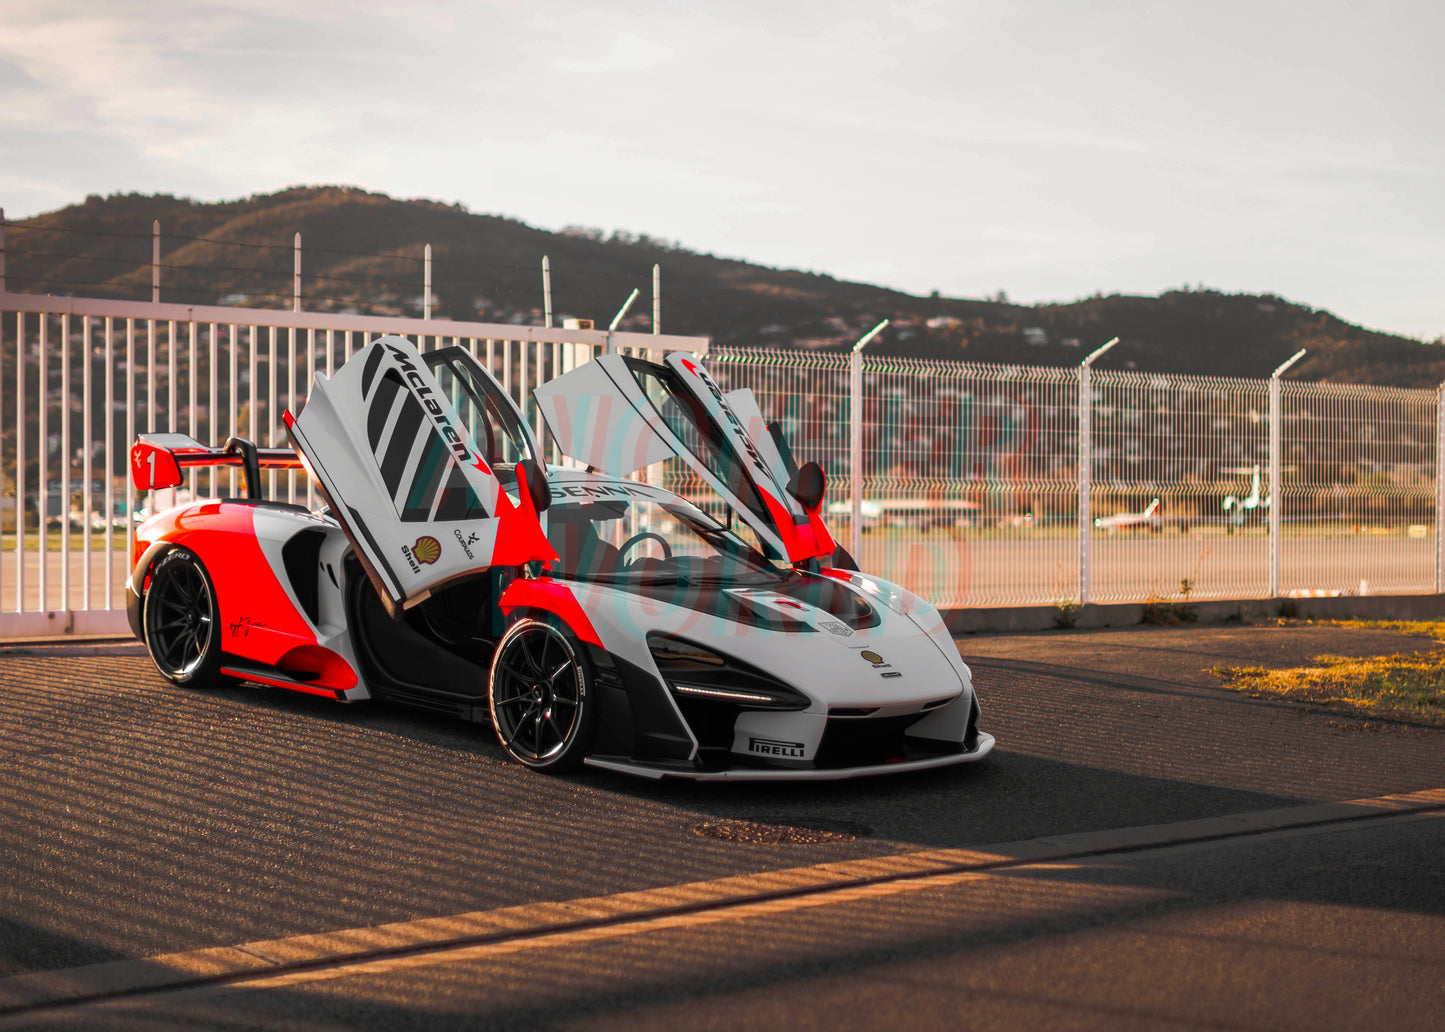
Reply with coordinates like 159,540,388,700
1,0,1442,341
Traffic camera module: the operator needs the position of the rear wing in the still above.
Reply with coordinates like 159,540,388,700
130,433,302,500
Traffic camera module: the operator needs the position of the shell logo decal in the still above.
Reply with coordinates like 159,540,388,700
412,536,442,565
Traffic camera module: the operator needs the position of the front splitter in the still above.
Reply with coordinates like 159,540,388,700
585,731,995,782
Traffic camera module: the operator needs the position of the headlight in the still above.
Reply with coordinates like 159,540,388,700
648,634,809,711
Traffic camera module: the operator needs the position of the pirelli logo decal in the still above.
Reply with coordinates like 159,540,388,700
748,737,805,759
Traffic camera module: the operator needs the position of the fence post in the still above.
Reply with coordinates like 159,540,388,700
542,256,552,328
1,208,6,291
1269,349,1305,597
850,348,863,563
850,321,888,563
1436,382,1445,593
292,233,302,312
1268,374,1280,596
151,221,160,303
653,264,661,335
1078,338,1118,605
607,289,640,357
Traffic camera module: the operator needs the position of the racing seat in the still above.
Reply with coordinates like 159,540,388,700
547,520,620,579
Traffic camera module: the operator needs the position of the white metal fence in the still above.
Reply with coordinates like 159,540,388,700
0,293,704,636
1,293,1439,637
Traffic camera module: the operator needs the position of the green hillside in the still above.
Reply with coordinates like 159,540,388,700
3,186,1440,386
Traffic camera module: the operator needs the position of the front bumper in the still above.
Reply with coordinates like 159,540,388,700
583,731,995,781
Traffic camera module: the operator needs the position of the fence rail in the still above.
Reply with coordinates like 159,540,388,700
1,292,1439,636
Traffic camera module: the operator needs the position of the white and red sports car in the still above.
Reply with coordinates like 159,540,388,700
126,335,994,779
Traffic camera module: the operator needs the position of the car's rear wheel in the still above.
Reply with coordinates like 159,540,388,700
142,548,224,688
488,617,594,772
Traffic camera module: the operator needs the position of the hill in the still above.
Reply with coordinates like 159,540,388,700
3,186,1440,386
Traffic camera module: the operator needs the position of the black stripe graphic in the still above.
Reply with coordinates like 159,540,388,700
360,344,386,398
433,465,487,521
379,392,425,498
367,373,403,454
401,435,453,521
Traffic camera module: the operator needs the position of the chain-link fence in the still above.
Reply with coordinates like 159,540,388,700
2,295,1439,635
703,346,1440,609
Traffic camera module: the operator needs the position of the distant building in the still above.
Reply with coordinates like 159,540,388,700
1022,327,1048,346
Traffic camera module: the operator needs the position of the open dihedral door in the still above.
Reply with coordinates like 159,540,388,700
533,352,835,563
287,335,554,614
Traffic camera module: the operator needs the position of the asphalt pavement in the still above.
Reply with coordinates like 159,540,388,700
1,622,1441,1029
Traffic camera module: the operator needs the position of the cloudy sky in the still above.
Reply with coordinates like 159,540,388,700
2,0,1442,340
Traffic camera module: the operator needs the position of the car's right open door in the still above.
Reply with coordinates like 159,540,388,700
533,352,836,563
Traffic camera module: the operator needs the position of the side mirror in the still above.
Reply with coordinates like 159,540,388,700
787,461,826,511
518,459,551,514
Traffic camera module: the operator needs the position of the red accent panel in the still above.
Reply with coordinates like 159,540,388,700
490,476,559,568
155,503,321,667
756,485,832,563
499,579,603,647
802,496,837,557
276,644,358,691
131,440,182,491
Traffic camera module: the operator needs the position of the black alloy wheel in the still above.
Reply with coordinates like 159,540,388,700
488,618,594,772
142,548,224,687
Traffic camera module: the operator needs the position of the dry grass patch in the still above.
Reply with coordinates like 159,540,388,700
1320,618,1445,640
1214,651,1445,724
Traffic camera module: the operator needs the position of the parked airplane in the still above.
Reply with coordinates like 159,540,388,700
1094,498,1161,532
825,498,982,530
1221,465,1268,526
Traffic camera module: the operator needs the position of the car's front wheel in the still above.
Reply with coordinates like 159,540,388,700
487,617,594,772
142,547,224,687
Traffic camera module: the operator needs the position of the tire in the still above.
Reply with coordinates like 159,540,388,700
142,548,224,688
487,617,595,772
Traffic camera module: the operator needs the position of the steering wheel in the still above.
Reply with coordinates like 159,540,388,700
618,531,673,565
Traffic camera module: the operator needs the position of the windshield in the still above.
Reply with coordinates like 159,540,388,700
545,485,780,586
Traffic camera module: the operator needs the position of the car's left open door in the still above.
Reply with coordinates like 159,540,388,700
287,335,554,615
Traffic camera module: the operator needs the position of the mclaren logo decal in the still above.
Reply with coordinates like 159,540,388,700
748,737,806,759
367,347,490,523
679,358,775,482
384,343,491,477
